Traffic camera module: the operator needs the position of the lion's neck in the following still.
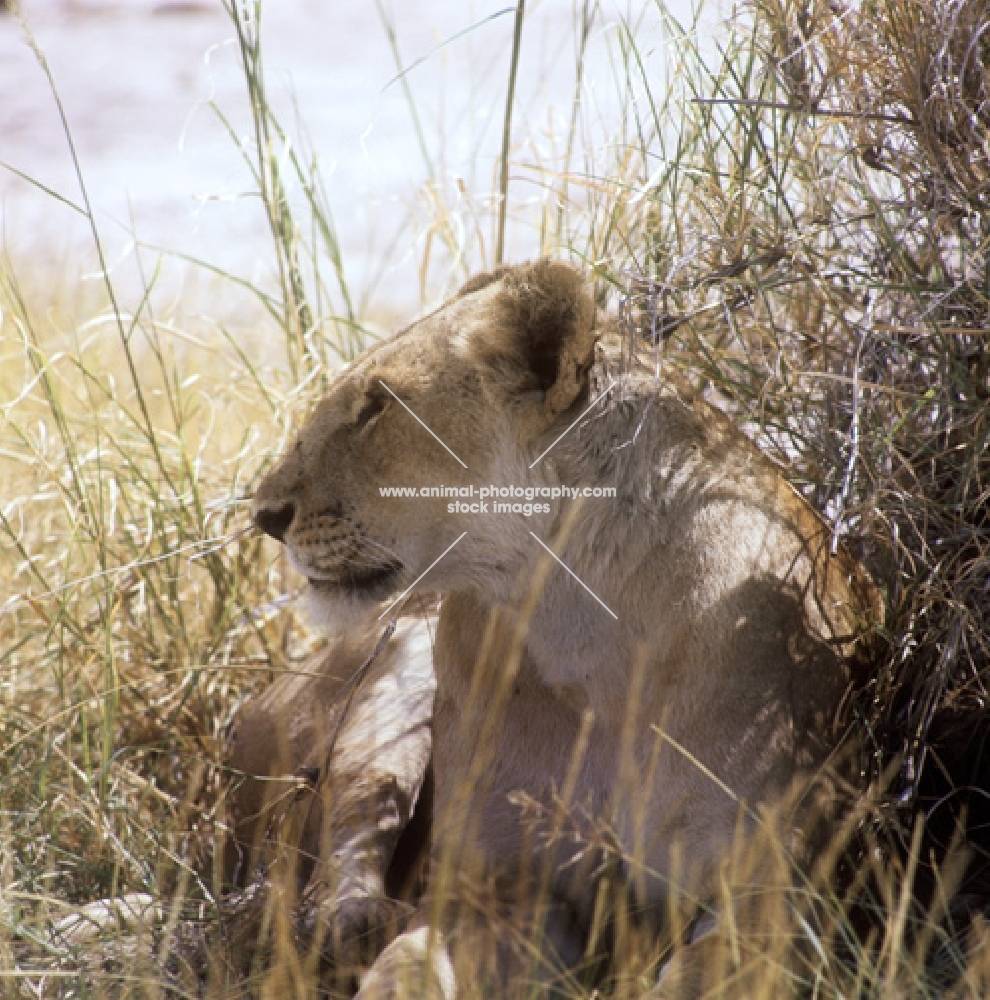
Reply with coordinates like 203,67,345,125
496,381,707,691
451,375,726,703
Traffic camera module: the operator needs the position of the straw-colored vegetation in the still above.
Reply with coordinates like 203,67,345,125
2,0,988,996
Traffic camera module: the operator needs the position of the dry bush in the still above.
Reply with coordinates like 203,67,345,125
618,0,990,961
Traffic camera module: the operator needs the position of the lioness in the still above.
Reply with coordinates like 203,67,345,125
251,261,880,997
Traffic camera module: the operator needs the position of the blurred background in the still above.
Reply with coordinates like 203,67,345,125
0,0,718,320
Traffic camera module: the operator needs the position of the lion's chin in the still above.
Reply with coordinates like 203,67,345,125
304,574,403,634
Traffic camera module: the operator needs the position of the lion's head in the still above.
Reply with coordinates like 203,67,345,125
252,261,599,626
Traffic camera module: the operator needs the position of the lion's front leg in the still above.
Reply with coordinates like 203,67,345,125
224,617,435,979
295,619,436,972
298,762,433,972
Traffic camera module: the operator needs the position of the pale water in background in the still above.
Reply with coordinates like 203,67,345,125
0,0,723,320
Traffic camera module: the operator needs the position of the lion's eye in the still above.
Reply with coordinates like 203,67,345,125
354,391,388,430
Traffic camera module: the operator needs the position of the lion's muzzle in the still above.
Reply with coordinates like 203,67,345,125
254,500,296,543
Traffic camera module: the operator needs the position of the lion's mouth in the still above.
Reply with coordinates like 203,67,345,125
307,562,403,596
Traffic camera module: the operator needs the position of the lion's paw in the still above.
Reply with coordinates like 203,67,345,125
297,887,414,971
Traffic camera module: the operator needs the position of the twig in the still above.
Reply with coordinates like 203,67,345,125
495,0,527,265
691,97,916,125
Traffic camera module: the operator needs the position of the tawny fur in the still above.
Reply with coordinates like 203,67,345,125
248,260,881,997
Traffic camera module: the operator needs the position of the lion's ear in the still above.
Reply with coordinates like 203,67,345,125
471,260,598,419
454,265,515,298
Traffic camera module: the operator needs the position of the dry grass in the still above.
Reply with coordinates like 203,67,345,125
621,0,990,895
2,0,989,996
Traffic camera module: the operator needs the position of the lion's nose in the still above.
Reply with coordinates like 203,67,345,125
254,502,296,543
